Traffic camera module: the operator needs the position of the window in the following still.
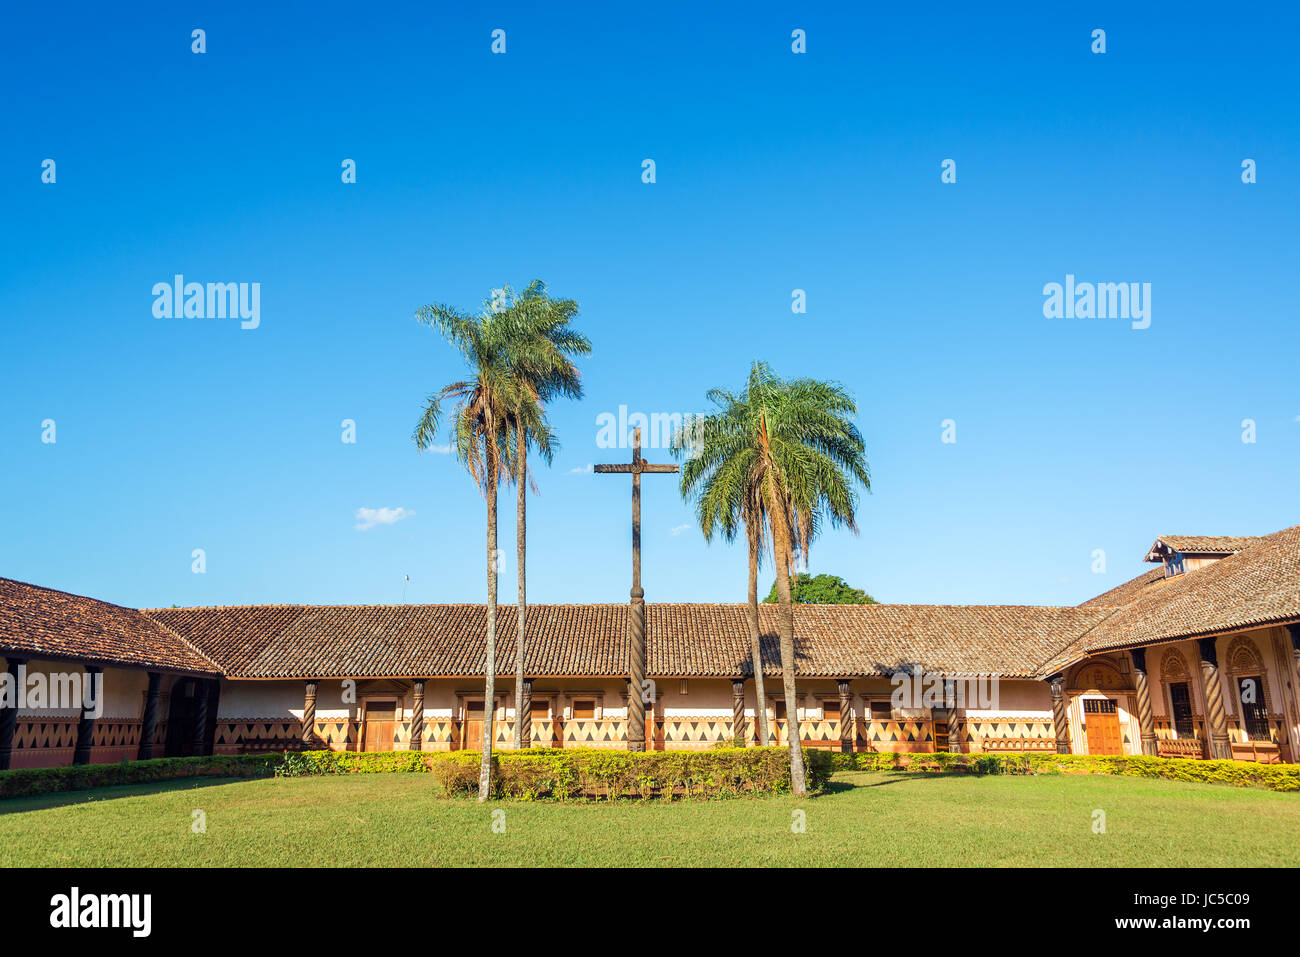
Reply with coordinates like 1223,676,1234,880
572,699,595,720
1237,676,1269,740
1163,552,1185,578
1082,698,1117,715
530,700,550,719
870,700,892,722
772,700,787,721
1168,682,1194,738
822,699,840,721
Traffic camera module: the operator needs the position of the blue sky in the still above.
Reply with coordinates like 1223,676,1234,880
2,3,1297,611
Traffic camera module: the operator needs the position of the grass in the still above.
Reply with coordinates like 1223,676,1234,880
0,770,1296,867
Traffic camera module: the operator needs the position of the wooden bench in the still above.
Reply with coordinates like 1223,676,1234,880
976,737,1056,753
1157,739,1206,760
1231,741,1281,764
239,738,304,754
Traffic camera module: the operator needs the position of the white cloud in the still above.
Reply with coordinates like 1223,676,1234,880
568,463,594,474
671,523,691,536
430,444,453,454
355,506,415,531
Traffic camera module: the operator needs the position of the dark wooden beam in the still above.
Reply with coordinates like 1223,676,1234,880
0,657,26,771
72,665,101,765
137,672,162,760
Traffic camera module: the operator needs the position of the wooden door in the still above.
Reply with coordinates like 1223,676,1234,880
1083,699,1122,755
462,700,484,751
363,701,396,752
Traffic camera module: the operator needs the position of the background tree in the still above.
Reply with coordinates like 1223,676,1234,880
413,290,546,801
679,361,869,796
675,415,771,747
763,573,877,605
498,281,590,749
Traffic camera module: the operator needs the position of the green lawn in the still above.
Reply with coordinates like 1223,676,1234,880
1,770,1296,867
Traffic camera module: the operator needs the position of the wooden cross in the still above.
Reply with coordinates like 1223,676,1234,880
595,427,679,751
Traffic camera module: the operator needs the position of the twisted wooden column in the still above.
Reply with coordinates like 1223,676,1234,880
0,657,24,771
520,678,532,748
943,678,962,754
628,593,647,752
410,679,425,752
302,680,320,749
137,672,162,760
731,678,747,744
1048,673,1072,754
837,679,854,753
73,665,101,765
191,679,210,756
1130,649,1158,756
1289,625,1300,731
1197,637,1233,760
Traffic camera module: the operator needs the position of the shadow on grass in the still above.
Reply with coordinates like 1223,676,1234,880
0,776,255,814
831,770,974,790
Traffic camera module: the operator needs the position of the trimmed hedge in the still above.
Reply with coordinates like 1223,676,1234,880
10,747,1286,801
429,747,834,800
829,750,1300,792
272,750,437,776
0,754,279,799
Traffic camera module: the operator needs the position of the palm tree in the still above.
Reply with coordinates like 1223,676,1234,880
498,281,590,750
413,288,548,802
674,420,771,747
677,362,869,796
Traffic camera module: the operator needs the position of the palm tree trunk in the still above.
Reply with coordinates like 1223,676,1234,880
770,511,807,797
513,419,527,750
746,528,770,747
479,459,498,802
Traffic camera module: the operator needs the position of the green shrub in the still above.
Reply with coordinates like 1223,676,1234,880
838,750,1300,791
0,753,279,799
429,746,827,801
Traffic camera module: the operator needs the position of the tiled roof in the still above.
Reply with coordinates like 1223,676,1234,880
1043,524,1300,674
9,524,1296,684
1144,535,1264,561
1078,567,1167,608
0,578,219,675
145,602,1112,680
